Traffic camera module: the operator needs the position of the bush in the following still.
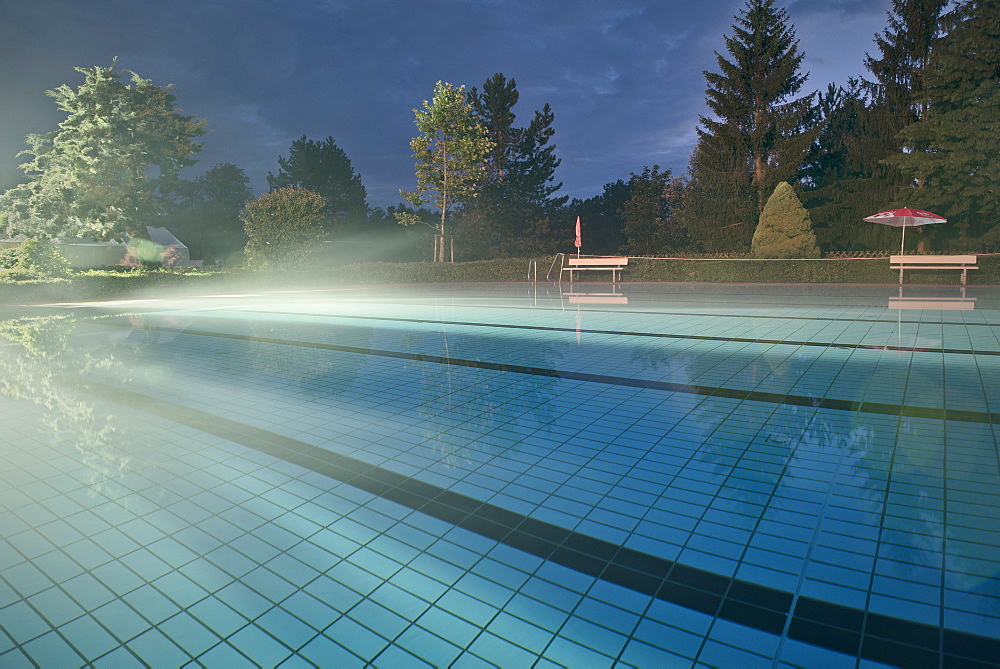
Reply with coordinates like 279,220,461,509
241,187,326,267
0,247,18,269
16,239,72,277
751,182,820,259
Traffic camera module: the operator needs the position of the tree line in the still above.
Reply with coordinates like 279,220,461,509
0,0,995,263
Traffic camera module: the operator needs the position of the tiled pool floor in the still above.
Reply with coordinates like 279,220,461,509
1,283,998,666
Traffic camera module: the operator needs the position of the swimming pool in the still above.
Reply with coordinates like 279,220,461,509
1,283,997,666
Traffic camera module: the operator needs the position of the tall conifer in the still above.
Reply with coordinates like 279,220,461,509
801,0,946,251
458,73,565,259
892,0,1000,244
678,0,817,252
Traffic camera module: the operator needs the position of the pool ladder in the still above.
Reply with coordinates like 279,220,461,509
528,254,566,284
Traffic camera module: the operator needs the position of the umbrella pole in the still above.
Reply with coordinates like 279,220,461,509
901,224,906,254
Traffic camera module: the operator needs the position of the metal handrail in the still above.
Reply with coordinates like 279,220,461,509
528,258,537,283
546,253,566,282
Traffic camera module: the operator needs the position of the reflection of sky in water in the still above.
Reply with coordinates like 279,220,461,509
0,284,998,666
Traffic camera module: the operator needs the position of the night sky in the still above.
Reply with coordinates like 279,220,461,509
2,0,893,209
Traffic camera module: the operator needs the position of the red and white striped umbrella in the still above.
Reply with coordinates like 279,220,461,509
863,208,947,253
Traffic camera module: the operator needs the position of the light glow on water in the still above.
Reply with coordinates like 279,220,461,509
1,283,998,666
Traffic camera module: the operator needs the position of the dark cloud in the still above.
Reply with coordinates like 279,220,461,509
0,0,892,207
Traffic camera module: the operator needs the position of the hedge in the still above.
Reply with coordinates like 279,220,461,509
1,255,997,305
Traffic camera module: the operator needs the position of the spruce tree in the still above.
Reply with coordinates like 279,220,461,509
268,136,369,236
621,166,688,255
891,0,1000,244
865,0,948,126
459,73,565,259
751,181,820,258
800,0,947,251
678,0,817,252
801,81,900,250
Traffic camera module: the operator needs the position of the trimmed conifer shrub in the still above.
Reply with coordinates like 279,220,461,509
751,182,820,258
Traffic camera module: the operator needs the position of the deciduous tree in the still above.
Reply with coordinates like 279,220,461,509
0,64,206,241
398,81,492,250
162,163,253,262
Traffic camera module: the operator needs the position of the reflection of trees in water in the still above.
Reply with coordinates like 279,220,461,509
660,341,999,617
397,327,562,469
0,315,129,501
245,319,363,388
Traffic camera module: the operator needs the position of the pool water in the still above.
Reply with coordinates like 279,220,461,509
1,283,997,667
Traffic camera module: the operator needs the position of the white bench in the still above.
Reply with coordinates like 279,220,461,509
562,257,628,283
890,254,978,285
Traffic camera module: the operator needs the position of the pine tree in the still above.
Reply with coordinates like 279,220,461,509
621,166,689,255
678,0,817,252
751,181,819,258
891,0,1000,245
268,136,368,236
458,73,565,259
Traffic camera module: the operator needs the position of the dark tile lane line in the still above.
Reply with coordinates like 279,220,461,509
103,323,1000,425
232,309,1000,356
60,376,1000,667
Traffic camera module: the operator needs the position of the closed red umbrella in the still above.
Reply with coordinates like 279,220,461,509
863,208,947,253
574,216,582,257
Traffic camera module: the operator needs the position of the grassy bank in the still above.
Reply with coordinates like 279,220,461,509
1,255,997,304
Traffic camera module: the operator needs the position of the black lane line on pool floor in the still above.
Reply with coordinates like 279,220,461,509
61,376,1000,667
108,323,1000,425
241,299,1000,329
232,309,1000,357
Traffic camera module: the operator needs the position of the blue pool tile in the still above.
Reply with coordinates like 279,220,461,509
228,623,295,666
28,548,84,583
346,598,409,641
371,642,435,668
619,637,693,667
417,607,481,648
1,601,51,644
466,631,539,666
395,624,463,666
324,615,391,660
195,640,257,667
158,611,220,657
187,596,250,638
27,586,84,627
543,635,618,667
59,613,120,660
437,588,499,627
124,628,189,667
4,561,55,598
20,631,84,667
